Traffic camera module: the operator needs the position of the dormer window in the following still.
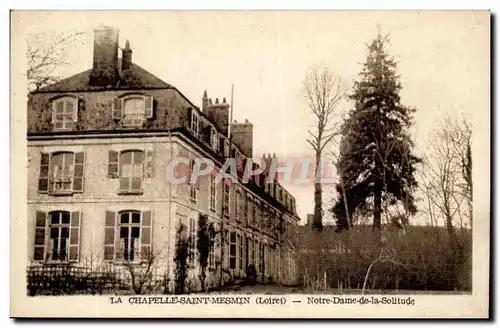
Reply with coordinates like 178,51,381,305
52,97,78,130
191,111,199,137
112,95,153,127
210,127,218,151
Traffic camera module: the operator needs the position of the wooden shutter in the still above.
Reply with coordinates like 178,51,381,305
73,152,85,193
141,211,152,260
69,211,81,261
34,211,47,261
112,98,122,120
187,107,192,130
104,211,116,261
38,153,50,193
108,150,119,178
144,150,155,178
144,96,154,119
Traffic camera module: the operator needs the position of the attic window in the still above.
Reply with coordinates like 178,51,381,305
52,97,77,130
210,127,218,151
191,111,199,137
113,95,153,127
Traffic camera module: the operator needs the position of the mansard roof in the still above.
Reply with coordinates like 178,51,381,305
32,61,173,93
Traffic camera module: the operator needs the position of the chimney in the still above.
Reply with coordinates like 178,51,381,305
202,90,209,112
122,40,132,70
307,214,314,226
203,91,230,136
89,25,120,87
230,119,254,158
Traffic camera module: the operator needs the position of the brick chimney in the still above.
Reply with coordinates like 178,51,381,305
89,25,120,87
203,91,230,136
230,119,253,158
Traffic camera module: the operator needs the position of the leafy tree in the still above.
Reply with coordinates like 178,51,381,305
333,33,421,240
174,223,190,294
196,214,216,292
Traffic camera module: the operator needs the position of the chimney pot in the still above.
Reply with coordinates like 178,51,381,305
209,98,213,105
223,97,227,103
215,98,219,104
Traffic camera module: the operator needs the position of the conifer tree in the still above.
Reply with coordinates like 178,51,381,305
333,33,421,239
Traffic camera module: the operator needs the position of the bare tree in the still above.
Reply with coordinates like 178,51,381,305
420,115,472,239
27,31,84,92
123,248,166,294
303,64,345,232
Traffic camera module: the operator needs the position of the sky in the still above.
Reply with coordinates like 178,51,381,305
16,11,490,225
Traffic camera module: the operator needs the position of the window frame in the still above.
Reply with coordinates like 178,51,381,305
49,152,75,194
118,210,142,261
52,96,78,130
118,150,144,195
122,96,147,127
210,127,218,151
48,211,71,261
223,180,230,218
209,173,217,212
191,110,200,137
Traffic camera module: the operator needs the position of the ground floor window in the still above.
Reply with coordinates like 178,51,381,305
229,231,237,269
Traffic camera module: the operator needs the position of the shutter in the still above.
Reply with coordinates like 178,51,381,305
141,211,152,260
112,98,122,120
69,211,81,261
38,153,50,193
187,107,192,130
144,150,155,178
108,150,119,178
73,152,85,193
144,96,154,119
104,211,116,261
34,211,47,261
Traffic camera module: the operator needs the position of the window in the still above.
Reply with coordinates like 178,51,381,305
191,111,199,137
50,152,74,192
252,201,257,227
33,211,81,261
112,95,153,124
243,195,248,223
52,97,77,130
254,238,259,273
235,189,240,220
210,127,218,151
238,233,244,274
209,174,217,212
103,210,152,261
247,198,253,227
38,151,85,194
229,231,236,270
119,150,143,193
188,217,197,265
119,211,141,261
223,179,230,217
123,97,146,127
189,160,199,202
224,139,229,157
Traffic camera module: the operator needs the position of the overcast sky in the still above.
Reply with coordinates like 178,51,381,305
18,11,489,224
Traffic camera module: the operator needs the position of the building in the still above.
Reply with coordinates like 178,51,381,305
26,25,300,292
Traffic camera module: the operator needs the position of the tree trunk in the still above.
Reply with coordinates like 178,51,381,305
373,181,382,244
312,151,323,232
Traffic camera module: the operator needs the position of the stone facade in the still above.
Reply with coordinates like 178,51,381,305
27,25,300,292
